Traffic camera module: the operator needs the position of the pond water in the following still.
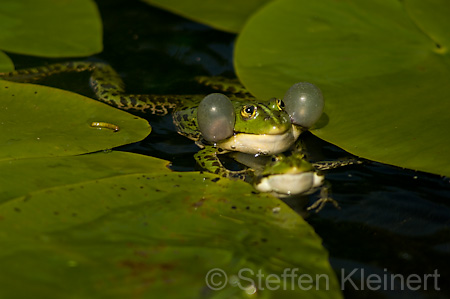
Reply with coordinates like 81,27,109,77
11,0,450,297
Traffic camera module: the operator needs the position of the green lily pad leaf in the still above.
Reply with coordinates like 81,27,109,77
0,0,102,57
0,80,151,160
0,151,342,298
0,151,160,204
141,0,274,33
404,0,450,51
0,51,13,71
235,0,450,176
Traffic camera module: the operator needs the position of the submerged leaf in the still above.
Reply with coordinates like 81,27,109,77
235,0,450,176
0,151,342,298
0,80,151,160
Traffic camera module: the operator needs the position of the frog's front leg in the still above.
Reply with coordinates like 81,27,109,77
194,146,251,180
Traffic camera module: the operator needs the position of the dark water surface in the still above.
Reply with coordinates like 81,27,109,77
10,0,450,297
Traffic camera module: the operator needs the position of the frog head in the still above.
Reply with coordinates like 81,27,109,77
197,82,324,155
198,94,301,155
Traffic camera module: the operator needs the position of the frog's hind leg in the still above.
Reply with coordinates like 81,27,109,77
312,158,363,171
0,61,150,112
88,63,201,115
0,61,200,116
0,61,99,83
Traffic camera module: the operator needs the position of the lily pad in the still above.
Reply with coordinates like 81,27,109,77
141,0,273,33
0,151,157,204
234,0,450,176
404,0,450,50
0,80,151,161
0,151,342,298
0,0,102,57
0,52,13,72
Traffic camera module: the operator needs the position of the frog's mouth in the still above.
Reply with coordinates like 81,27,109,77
255,172,324,198
217,124,303,155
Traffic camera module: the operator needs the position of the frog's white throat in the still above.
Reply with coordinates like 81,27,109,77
255,172,324,198
217,125,302,155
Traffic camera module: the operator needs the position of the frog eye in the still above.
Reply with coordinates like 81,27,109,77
283,82,324,128
197,93,235,142
275,98,285,111
241,105,257,119
271,155,281,163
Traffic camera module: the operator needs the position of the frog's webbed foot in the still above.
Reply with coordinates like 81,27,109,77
195,76,252,96
307,185,340,213
312,158,363,171
194,146,253,180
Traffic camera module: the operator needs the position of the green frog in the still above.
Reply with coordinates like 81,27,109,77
258,152,350,212
253,152,324,197
0,61,324,177
231,148,363,211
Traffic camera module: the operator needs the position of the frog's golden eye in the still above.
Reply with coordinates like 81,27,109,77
276,98,285,111
241,105,257,119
